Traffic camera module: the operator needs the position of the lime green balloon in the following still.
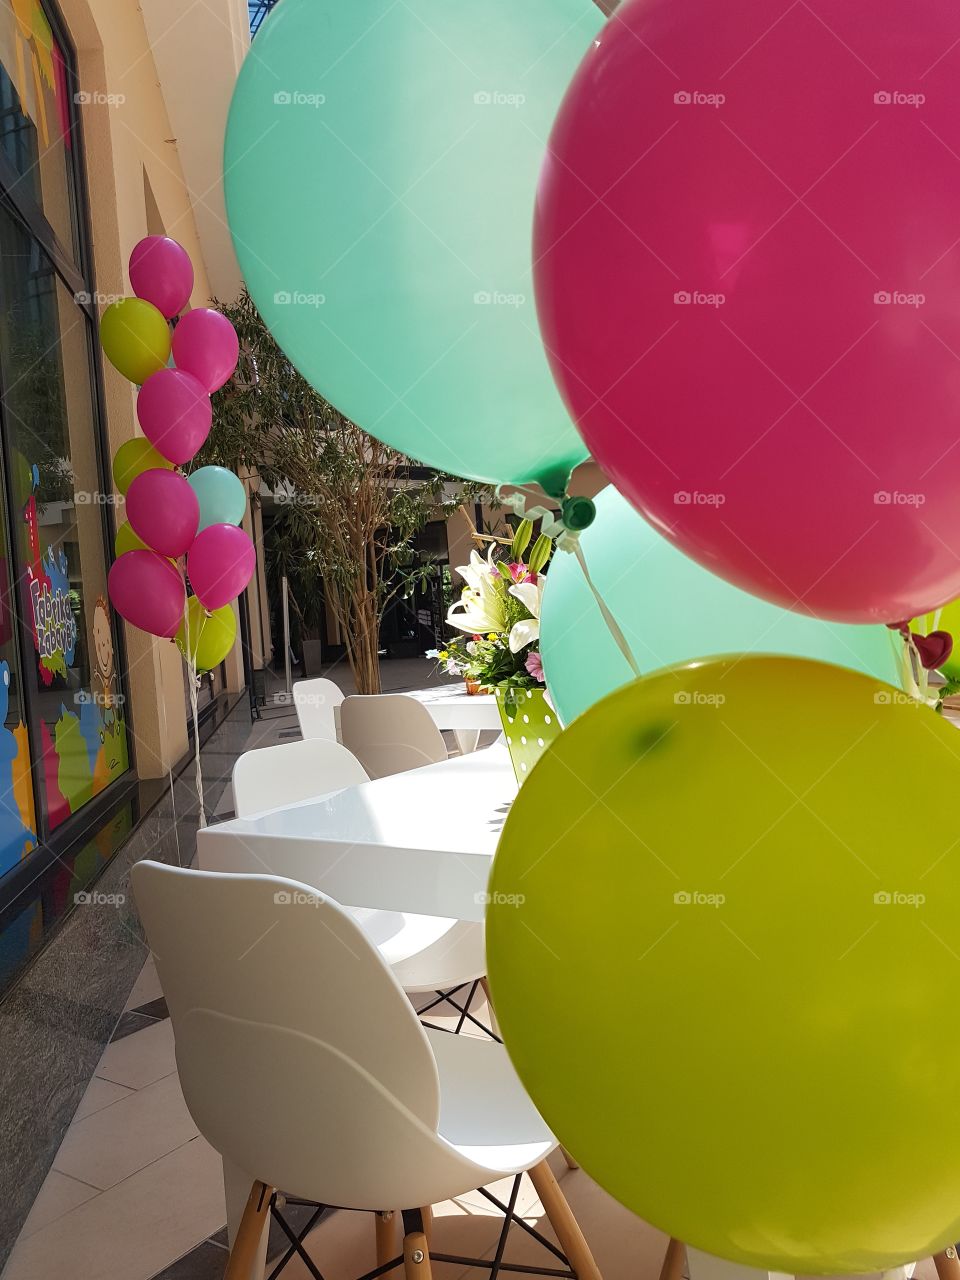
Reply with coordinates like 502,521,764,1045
112,438,172,497
100,298,171,385
175,598,237,672
541,487,899,724
912,597,960,680
114,521,148,557
488,656,960,1273
224,0,603,493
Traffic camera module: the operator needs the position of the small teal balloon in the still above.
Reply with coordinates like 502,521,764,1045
187,466,246,533
541,487,899,724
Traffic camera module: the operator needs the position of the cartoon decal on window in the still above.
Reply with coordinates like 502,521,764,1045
92,595,117,726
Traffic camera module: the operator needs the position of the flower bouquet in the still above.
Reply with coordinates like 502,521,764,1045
431,520,561,782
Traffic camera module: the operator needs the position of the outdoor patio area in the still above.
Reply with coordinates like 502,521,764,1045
4,0,960,1278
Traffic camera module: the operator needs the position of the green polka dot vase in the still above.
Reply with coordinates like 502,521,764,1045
496,687,562,785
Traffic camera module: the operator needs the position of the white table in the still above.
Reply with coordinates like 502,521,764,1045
406,683,502,732
197,744,517,921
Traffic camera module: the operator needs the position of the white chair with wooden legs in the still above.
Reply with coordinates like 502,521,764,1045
132,864,602,1280
224,739,488,1021
340,693,448,779
231,738,369,819
292,677,344,741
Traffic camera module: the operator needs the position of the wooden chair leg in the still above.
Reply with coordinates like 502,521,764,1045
658,1238,686,1280
403,1230,433,1280
559,1147,579,1170
224,1180,274,1280
418,1205,434,1246
934,1248,960,1280
376,1211,398,1271
528,1159,602,1280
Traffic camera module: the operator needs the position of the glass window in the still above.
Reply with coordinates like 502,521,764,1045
0,478,36,877
0,0,78,262
0,202,129,834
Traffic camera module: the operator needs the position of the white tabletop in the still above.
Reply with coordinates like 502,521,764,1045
406,683,502,730
197,744,517,921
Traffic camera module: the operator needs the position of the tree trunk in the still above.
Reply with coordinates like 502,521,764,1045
347,585,382,694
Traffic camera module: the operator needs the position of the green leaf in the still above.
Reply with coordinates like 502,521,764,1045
497,562,514,582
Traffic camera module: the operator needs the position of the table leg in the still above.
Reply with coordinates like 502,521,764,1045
453,729,481,756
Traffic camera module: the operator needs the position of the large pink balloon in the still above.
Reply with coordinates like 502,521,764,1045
172,308,239,393
187,523,255,610
534,0,960,625
126,469,199,558
108,550,185,638
129,236,194,319
137,369,212,464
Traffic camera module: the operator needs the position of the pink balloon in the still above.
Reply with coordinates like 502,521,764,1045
108,550,185,638
187,523,255,610
137,369,212,465
534,0,960,625
126,469,199,558
129,236,194,319
172,308,239,393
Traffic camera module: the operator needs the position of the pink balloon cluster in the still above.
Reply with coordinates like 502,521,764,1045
127,237,240,465
106,237,253,640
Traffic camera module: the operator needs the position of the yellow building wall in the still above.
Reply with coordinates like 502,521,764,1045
54,0,249,775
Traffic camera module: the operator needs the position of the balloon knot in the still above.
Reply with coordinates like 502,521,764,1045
494,486,596,552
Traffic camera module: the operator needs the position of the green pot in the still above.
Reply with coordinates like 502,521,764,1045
496,687,562,785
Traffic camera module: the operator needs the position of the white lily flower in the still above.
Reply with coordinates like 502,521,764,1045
448,547,506,635
453,547,496,594
507,579,543,653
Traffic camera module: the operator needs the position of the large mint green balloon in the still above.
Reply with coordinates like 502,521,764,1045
188,466,247,532
224,0,603,494
541,487,899,724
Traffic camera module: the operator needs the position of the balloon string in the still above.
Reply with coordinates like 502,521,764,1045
574,541,642,679
183,599,206,828
157,650,182,868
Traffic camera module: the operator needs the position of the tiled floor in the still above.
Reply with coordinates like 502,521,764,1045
4,960,228,1280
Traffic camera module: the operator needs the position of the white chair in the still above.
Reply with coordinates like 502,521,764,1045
131,863,602,1280
225,739,488,1003
231,738,369,818
292,677,344,741
340,693,447,779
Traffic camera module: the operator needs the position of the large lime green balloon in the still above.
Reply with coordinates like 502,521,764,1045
488,656,960,1272
100,298,171,385
541,487,899,724
112,438,172,497
224,0,603,494
175,598,237,672
913,597,960,680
